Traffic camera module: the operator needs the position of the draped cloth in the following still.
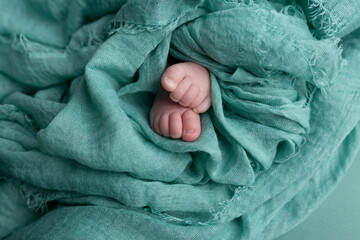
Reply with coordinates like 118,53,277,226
0,0,360,239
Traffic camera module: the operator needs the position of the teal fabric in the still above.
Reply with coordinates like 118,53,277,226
0,0,359,239
276,150,360,240
296,0,360,38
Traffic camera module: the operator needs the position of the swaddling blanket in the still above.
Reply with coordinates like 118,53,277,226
0,0,360,239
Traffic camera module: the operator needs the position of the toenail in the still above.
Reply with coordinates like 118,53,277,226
184,128,195,135
165,77,176,90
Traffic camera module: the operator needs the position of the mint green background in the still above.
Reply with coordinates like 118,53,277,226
276,151,360,240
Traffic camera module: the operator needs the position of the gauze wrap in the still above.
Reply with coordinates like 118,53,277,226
1,0,360,239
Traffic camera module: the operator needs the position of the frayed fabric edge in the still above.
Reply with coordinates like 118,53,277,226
1,174,248,226
294,0,346,95
107,1,204,36
142,185,252,226
107,0,262,36
307,0,344,41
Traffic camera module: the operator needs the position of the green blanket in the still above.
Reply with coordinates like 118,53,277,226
1,0,360,239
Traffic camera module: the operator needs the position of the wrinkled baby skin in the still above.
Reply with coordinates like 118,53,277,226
150,61,212,142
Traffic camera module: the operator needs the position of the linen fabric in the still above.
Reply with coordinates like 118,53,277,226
0,0,359,239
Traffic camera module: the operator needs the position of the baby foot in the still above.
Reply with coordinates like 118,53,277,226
150,87,201,142
161,62,211,113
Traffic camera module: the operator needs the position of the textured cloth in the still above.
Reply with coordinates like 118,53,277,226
0,0,360,239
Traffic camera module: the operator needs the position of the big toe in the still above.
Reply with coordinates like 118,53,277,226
181,109,201,142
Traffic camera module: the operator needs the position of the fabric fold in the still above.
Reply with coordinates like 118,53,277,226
1,0,360,239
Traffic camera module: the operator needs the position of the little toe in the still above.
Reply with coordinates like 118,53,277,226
188,93,204,109
179,84,200,107
169,77,192,103
193,96,212,114
161,63,188,92
169,112,183,139
181,110,201,142
153,113,162,135
159,113,170,137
